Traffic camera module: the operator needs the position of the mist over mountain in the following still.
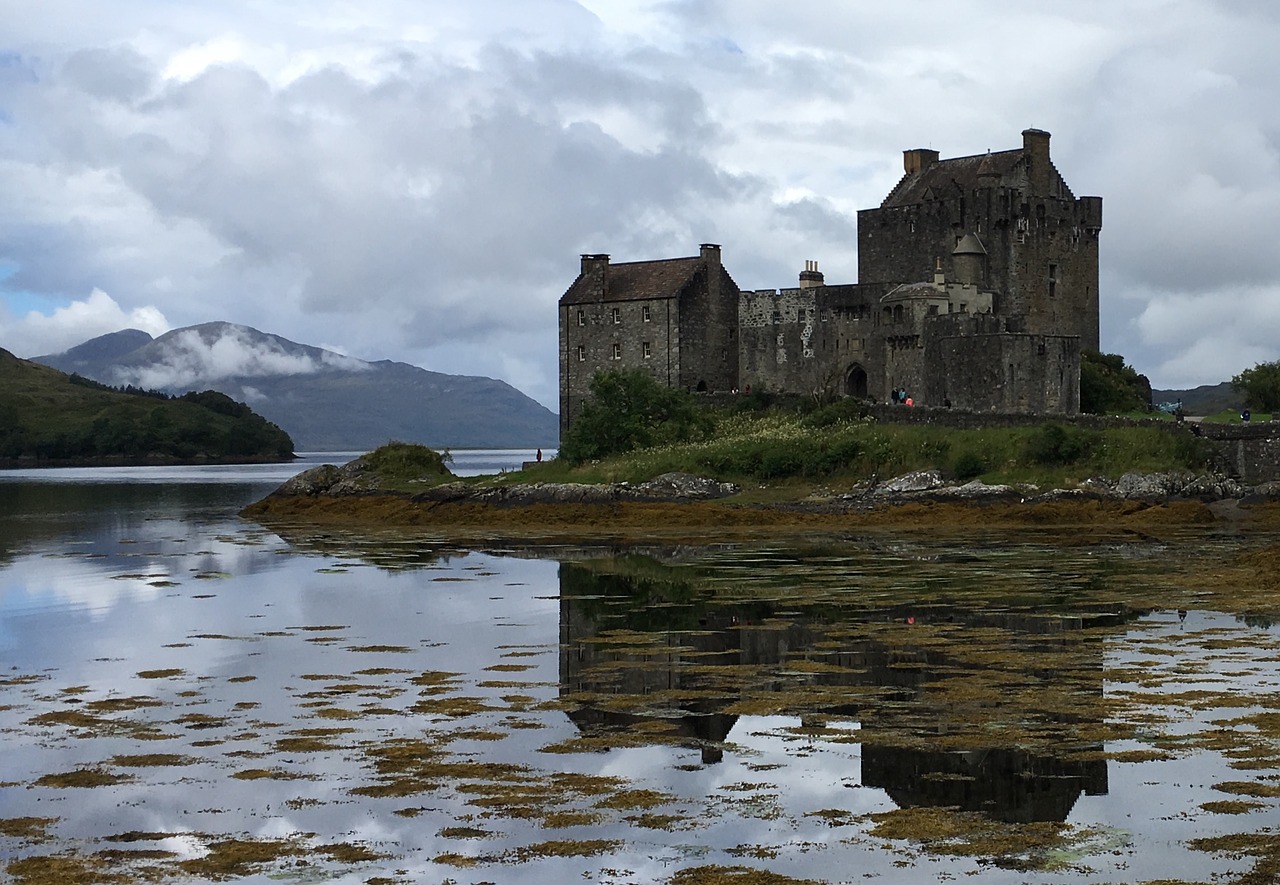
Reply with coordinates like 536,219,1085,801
36,323,558,451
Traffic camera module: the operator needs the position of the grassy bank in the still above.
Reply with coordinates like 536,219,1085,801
511,411,1213,491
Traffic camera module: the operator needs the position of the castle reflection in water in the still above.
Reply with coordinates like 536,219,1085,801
558,557,1139,824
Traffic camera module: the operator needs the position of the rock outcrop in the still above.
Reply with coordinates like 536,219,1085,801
267,455,1276,513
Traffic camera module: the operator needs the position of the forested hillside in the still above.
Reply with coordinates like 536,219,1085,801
0,348,294,465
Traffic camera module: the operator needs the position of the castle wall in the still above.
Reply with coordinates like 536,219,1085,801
739,284,888,399
559,297,678,434
922,314,1081,413
678,262,740,394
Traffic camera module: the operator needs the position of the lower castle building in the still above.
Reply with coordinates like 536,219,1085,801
559,128,1101,433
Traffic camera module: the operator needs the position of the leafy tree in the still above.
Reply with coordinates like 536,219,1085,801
558,369,713,465
1232,360,1280,412
1080,351,1151,415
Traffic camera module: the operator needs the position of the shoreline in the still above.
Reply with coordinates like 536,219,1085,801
241,489,1280,542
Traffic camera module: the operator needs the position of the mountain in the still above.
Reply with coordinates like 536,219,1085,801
35,323,559,451
1151,382,1237,417
0,347,294,465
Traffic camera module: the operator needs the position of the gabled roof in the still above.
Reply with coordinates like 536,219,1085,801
879,147,1073,208
561,256,737,305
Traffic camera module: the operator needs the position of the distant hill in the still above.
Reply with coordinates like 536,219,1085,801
35,323,560,451
1151,382,1237,416
0,348,294,465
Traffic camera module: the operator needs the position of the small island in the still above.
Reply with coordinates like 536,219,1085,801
243,375,1280,539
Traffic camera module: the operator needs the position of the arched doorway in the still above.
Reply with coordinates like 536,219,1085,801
845,364,868,398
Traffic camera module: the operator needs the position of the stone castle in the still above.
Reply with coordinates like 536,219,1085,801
559,128,1101,433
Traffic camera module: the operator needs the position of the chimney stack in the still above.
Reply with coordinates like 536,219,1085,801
1022,128,1051,192
903,148,940,175
579,253,609,299
699,243,722,265
799,259,824,289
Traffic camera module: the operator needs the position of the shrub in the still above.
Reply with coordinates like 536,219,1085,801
1024,424,1093,466
559,369,713,465
951,451,987,481
802,398,870,428
1080,351,1152,414
364,442,453,482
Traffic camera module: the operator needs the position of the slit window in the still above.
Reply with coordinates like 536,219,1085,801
612,343,621,360
577,309,585,326
611,307,621,324
576,345,585,362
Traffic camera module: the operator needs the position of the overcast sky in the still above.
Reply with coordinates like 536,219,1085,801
2,1,1279,409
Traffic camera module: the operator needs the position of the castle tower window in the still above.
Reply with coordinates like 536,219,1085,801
577,309,585,326
642,305,651,322
576,345,585,362
612,343,621,360
1048,263,1058,298
642,341,652,359
611,307,621,324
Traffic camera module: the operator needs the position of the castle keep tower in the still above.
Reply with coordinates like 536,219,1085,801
856,129,1102,351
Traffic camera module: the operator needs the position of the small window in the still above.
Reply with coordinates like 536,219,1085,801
611,307,620,324
642,305,651,322
642,342,652,359
577,309,585,326
612,343,621,360
576,345,585,362
1048,263,1058,298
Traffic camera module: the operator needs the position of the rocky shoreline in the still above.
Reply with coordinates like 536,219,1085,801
240,455,1280,536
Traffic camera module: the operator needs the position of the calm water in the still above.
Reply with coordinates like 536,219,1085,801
0,461,1278,883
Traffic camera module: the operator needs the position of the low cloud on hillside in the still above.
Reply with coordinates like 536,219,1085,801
111,325,369,391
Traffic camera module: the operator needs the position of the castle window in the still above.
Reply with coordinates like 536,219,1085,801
611,307,621,324
642,305,651,322
577,309,585,326
642,341,652,359
1048,263,1058,298
576,345,585,362
612,343,621,360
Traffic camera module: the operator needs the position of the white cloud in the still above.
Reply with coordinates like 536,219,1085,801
2,288,168,357
109,324,371,390
3,1,1280,407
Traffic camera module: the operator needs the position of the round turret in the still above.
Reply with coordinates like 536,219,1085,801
952,233,986,286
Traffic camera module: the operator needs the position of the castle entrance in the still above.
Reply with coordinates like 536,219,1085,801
845,364,868,399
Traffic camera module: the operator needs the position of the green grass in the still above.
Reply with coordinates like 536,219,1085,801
502,411,1217,490
1202,409,1275,424
362,441,454,484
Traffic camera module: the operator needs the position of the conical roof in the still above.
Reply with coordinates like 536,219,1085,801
953,232,987,256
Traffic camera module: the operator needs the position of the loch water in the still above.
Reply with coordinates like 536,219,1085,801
1,456,1279,884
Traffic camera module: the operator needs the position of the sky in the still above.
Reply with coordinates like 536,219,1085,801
2,0,1280,410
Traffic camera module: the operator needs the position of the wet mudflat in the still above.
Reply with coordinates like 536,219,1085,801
1,481,1280,884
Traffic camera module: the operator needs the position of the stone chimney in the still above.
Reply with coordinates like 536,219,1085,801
699,243,722,265
1022,128,1051,193
579,254,609,299
799,259,824,289
903,148,940,175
